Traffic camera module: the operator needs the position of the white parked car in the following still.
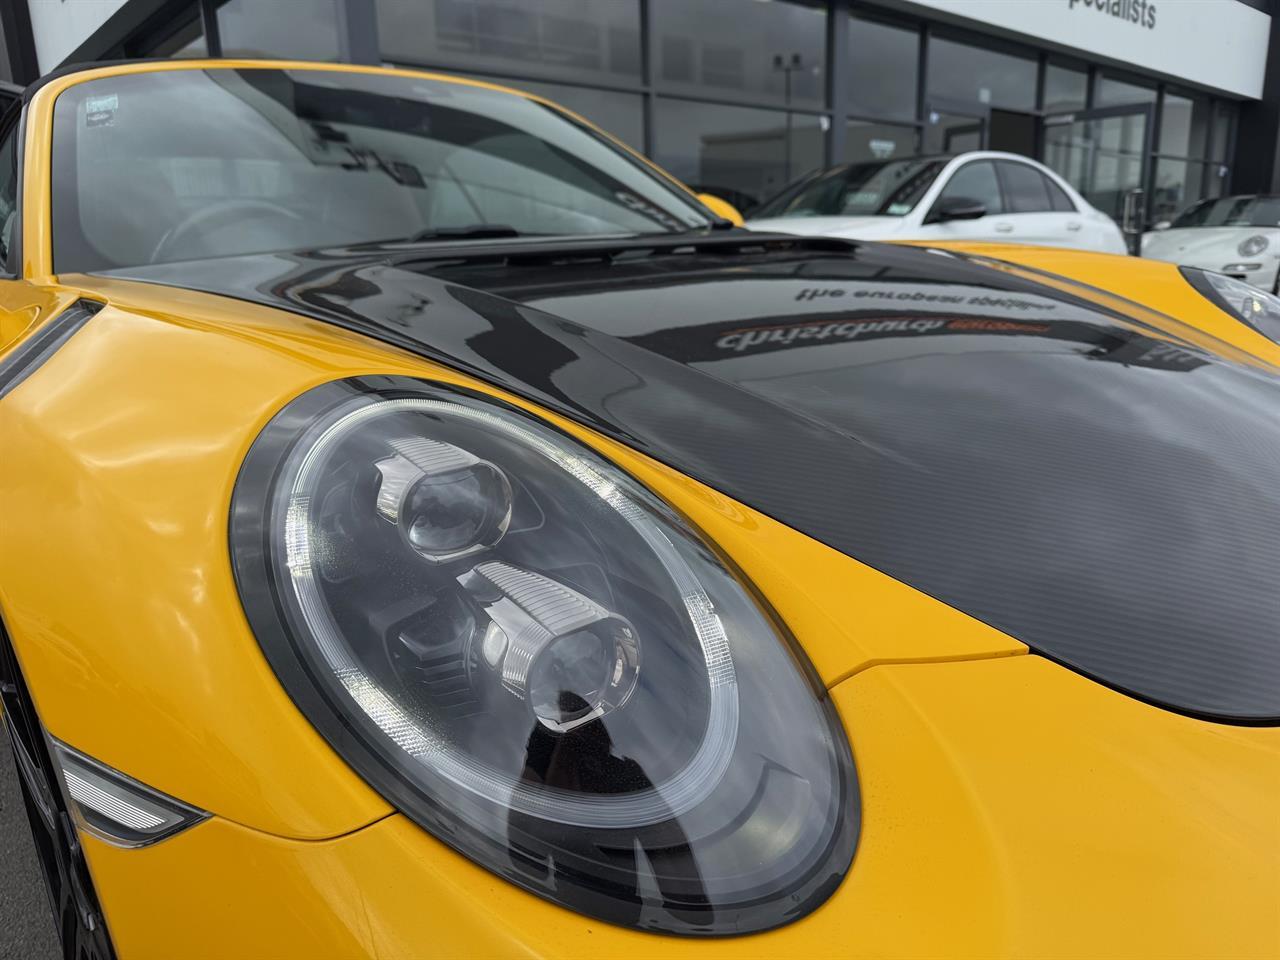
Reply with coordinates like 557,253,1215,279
1141,195,1280,292
746,151,1128,255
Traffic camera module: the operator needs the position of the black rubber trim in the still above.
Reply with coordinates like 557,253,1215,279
383,230,856,269
21,58,179,104
0,299,102,401
1178,265,1269,335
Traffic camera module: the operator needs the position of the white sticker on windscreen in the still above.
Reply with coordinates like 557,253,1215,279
84,94,118,128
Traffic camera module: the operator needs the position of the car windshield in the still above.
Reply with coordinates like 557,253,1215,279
1171,196,1280,229
751,158,948,220
50,68,712,273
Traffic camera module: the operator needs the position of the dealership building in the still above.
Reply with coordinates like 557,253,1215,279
1,0,1276,227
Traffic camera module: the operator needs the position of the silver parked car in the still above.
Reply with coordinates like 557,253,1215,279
1142,195,1280,292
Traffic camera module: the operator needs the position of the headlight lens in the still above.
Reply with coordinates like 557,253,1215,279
1182,267,1280,342
1239,234,1270,257
231,377,856,935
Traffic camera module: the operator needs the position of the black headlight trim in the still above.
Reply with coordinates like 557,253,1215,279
230,374,858,937
231,376,437,824
1181,265,1280,340
1180,266,1234,318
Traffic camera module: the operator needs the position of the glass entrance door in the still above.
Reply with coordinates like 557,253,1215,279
1042,104,1153,252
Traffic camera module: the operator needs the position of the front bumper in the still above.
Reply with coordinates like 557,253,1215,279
81,655,1280,960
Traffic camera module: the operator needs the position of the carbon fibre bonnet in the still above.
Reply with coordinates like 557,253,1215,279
105,236,1280,723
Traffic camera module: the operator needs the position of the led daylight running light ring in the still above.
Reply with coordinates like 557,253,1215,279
283,396,740,829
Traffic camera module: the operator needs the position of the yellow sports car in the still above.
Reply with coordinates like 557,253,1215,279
0,59,1277,960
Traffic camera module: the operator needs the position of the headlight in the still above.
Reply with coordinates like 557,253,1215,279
1238,234,1270,258
1182,267,1280,342
231,377,856,935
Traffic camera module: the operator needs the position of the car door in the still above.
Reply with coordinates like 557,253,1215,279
914,160,1012,243
994,160,1087,249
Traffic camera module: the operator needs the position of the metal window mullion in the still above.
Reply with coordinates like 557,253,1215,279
0,0,40,83
199,0,222,57
337,0,381,65
641,0,656,157
1198,110,1208,199
916,21,929,148
827,0,850,165
1204,98,1218,180
1034,50,1046,158
1147,87,1163,227
1035,51,1046,112
1225,103,1238,194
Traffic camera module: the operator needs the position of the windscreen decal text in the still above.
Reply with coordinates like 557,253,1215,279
84,94,118,128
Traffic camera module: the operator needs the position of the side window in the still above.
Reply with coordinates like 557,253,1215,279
0,112,19,274
998,161,1053,213
936,161,1003,215
1044,174,1077,212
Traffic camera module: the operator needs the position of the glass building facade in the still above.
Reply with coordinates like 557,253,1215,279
17,0,1249,226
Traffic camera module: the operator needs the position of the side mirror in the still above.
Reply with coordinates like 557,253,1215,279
1153,220,1172,231
926,197,987,224
697,193,745,226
